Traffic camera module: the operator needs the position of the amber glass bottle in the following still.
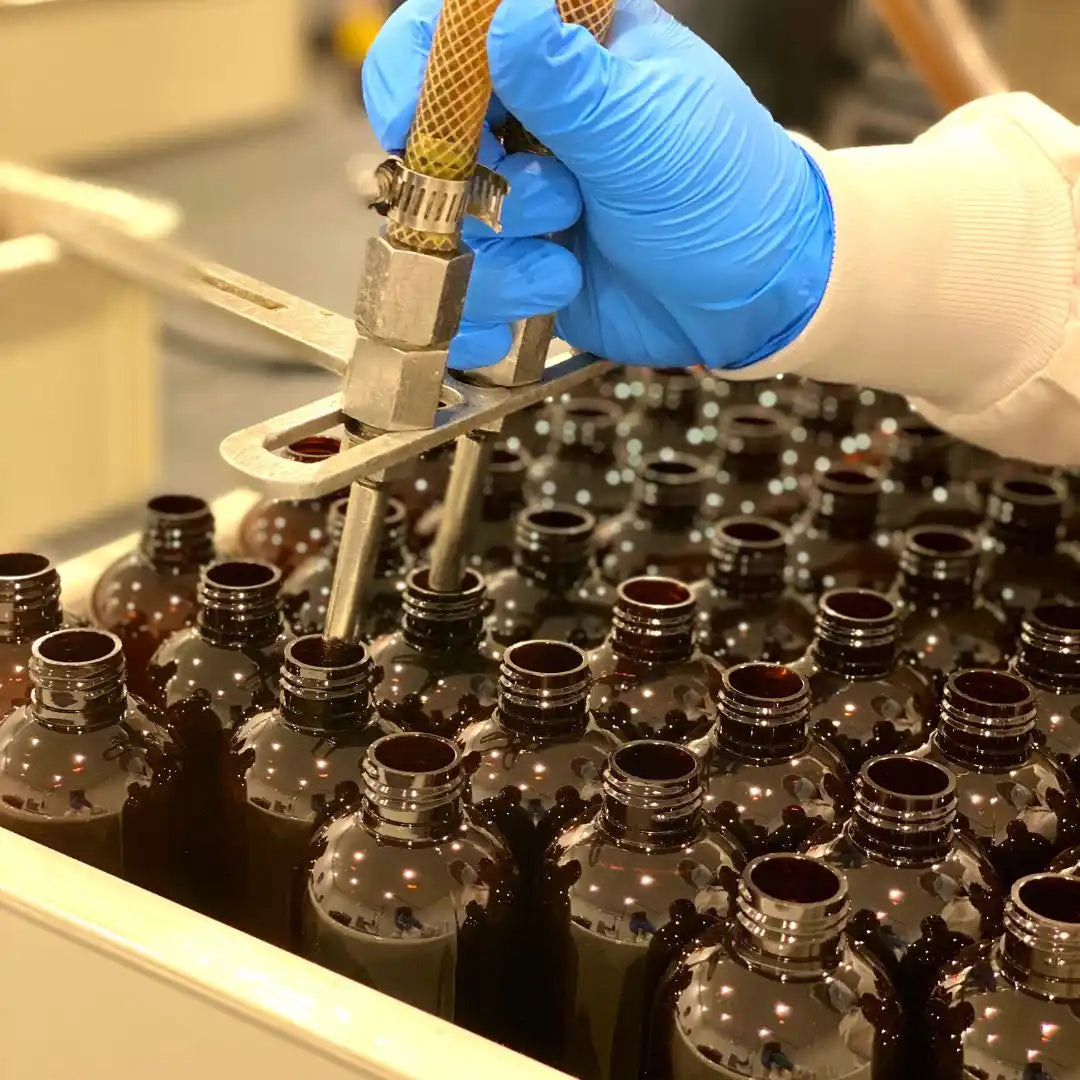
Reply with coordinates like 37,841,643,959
590,577,723,744
618,368,705,467
300,732,519,1045
370,567,501,738
1015,604,1080,788
805,755,1002,1054
913,669,1080,887
487,505,613,649
230,635,391,949
981,474,1080,627
649,853,903,1080
692,662,850,858
705,405,807,525
414,443,532,570
146,559,291,917
526,398,631,520
879,418,983,532
596,454,715,584
0,629,180,894
927,873,1080,1080
0,552,66,717
693,516,815,666
91,495,216,696
792,588,935,773
547,741,745,1080
789,465,899,599
281,495,411,640
787,379,869,472
894,526,1013,681
237,437,347,574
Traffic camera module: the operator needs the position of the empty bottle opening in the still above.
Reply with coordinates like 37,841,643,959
727,411,780,432
1001,477,1061,501
384,499,407,527
491,447,523,467
644,458,702,480
621,577,693,608
410,567,483,595
567,402,616,422
822,467,877,490
864,756,952,798
909,528,976,557
727,663,804,702
36,629,119,665
720,519,785,546
525,507,592,533
373,733,458,774
1032,603,1080,634
289,635,367,670
613,742,697,783
823,590,895,622
953,670,1032,707
285,436,341,463
750,855,843,905
147,494,209,517
0,552,51,578
506,640,587,677
897,419,945,441
206,561,279,589
1016,876,1080,925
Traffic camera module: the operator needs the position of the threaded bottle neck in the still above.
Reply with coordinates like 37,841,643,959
326,496,409,574
197,560,283,646
708,517,789,598
718,406,788,481
812,467,883,541
0,552,63,642
988,475,1067,552
938,669,1037,769
732,854,850,976
278,635,374,733
1016,604,1080,691
633,454,708,524
713,663,812,762
898,526,980,603
638,369,700,421
486,443,530,498
888,419,954,485
611,577,697,664
1000,874,1080,997
401,567,487,651
600,741,703,852
361,733,465,843
29,629,127,729
795,381,860,437
497,640,591,737
850,755,957,865
548,399,619,461
513,505,595,588
810,589,899,678
138,495,215,571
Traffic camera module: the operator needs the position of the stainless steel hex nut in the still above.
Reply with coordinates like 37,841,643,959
462,313,556,389
343,335,449,433
354,230,474,350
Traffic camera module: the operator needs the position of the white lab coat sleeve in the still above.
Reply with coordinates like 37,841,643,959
736,93,1080,466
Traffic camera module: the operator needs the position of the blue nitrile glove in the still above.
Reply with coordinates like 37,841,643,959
362,0,835,371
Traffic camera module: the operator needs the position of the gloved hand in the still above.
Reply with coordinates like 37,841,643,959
362,0,835,371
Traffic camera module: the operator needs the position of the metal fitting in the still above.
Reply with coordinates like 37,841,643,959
343,333,450,433
464,313,557,389
354,230,473,350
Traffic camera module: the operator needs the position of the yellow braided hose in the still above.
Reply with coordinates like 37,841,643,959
391,0,617,253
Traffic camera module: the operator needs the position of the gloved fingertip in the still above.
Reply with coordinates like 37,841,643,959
448,323,514,371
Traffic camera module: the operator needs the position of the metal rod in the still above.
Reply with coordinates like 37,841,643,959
427,431,497,592
323,480,389,643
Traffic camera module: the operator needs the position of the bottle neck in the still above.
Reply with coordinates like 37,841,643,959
937,670,1037,770
482,444,530,521
708,517,788,600
513,506,595,590
497,640,591,737
638,369,700,423
610,577,697,664
712,663,812,762
812,468,882,541
196,560,283,647
796,382,860,439
360,733,465,844
999,875,1080,999
548,400,619,463
849,756,957,866
401,568,487,653
810,590,899,679
718,407,788,483
1016,605,1080,692
731,855,850,978
988,476,1067,553
633,455,708,529
326,497,409,577
278,636,374,733
889,421,954,486
138,495,215,572
0,553,63,643
898,527,980,606
30,629,127,730
599,742,703,852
